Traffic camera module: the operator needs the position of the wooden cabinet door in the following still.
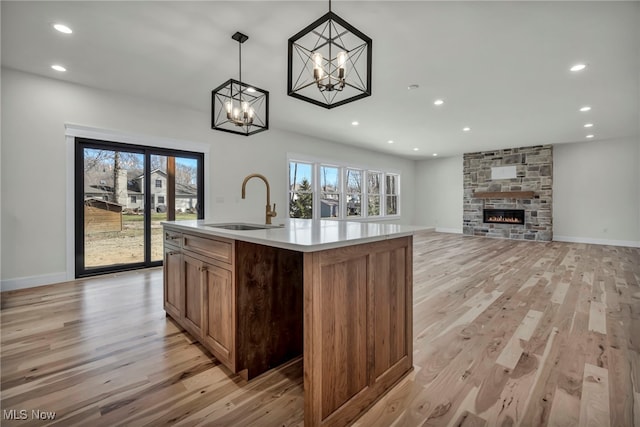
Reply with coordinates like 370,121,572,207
163,246,182,320
203,263,235,370
182,254,205,339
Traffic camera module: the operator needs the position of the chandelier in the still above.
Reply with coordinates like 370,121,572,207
212,32,269,136
287,0,372,109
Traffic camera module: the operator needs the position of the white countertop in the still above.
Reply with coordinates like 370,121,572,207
162,219,428,252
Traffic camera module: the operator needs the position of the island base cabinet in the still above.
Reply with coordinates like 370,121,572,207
303,236,413,427
182,254,206,340
163,227,302,380
202,264,235,371
163,247,182,320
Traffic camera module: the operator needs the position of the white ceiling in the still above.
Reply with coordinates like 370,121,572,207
2,1,639,159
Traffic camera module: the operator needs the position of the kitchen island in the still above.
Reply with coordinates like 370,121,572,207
162,218,425,426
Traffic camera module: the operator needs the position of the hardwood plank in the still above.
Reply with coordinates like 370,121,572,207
579,363,611,427
550,282,570,305
548,387,581,427
588,301,607,334
495,309,543,370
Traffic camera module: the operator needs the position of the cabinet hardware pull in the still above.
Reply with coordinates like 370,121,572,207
166,234,180,240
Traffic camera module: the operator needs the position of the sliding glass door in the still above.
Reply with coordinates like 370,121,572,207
75,138,204,277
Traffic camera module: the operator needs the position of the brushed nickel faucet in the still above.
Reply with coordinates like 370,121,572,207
241,173,277,225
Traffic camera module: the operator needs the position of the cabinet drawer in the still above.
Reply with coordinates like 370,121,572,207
164,230,183,247
183,233,233,264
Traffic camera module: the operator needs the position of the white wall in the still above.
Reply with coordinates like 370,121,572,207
1,68,416,288
554,137,640,246
414,155,463,233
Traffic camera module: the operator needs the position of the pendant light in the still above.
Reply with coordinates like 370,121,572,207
212,32,269,136
287,0,372,109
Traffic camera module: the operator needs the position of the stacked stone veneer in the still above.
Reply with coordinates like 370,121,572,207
463,145,552,241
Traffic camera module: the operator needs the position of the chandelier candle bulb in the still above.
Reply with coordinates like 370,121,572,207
337,51,348,78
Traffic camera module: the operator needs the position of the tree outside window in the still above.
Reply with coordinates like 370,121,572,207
367,171,382,216
289,161,313,219
346,169,362,217
385,174,399,215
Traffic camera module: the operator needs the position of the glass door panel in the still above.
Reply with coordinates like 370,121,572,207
149,155,200,262
82,148,145,269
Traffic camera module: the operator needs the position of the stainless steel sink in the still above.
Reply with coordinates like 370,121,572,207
204,223,278,231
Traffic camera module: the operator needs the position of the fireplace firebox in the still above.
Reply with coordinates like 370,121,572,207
483,209,525,225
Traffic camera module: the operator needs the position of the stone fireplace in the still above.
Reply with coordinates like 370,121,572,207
463,145,552,241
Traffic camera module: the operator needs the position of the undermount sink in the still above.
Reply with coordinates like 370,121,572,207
204,223,278,231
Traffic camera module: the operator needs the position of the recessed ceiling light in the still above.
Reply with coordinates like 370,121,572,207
387,140,394,144
462,127,471,132
586,134,595,138
570,63,587,72
408,84,419,90
432,153,438,157
413,148,419,151
51,64,66,72
584,123,594,128
580,106,591,112
351,121,359,126
246,87,256,93
433,99,444,106
53,23,72,34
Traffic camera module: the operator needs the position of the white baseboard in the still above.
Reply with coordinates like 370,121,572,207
554,235,640,248
1,272,68,292
436,227,463,234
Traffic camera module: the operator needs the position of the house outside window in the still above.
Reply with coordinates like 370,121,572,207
287,155,400,220
158,196,165,204
155,179,162,188
130,195,137,203
320,165,340,218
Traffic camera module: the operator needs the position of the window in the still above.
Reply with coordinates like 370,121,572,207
367,171,382,217
346,169,362,217
289,161,313,219
155,179,162,188
320,165,340,218
385,174,399,216
158,196,165,204
287,156,400,220
130,196,137,203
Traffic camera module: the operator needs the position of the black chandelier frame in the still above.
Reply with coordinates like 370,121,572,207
287,5,372,109
212,32,269,136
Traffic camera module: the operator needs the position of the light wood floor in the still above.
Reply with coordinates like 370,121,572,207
1,232,639,426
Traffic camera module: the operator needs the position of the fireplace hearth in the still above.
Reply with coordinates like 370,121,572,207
483,209,525,225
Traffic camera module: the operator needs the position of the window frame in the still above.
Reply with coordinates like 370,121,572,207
288,160,314,219
287,153,401,221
